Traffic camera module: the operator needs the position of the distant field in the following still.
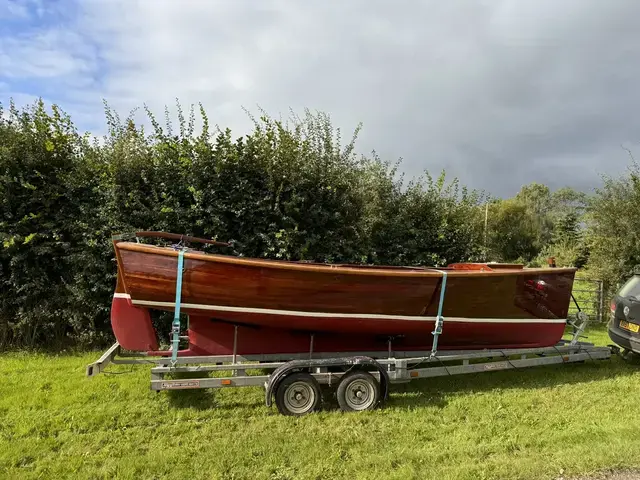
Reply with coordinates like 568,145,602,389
1,326,639,479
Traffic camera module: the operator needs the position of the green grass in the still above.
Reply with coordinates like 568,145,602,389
1,326,639,480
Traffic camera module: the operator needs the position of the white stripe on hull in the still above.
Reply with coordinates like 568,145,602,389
113,294,567,324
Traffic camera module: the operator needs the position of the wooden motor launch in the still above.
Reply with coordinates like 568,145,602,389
108,231,577,358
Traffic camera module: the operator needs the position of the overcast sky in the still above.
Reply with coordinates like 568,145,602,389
2,0,640,196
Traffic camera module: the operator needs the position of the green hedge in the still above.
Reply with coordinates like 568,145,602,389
0,100,487,349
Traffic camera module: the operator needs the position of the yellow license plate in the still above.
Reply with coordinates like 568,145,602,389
620,320,640,333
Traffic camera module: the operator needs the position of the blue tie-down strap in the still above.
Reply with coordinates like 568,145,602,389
430,270,448,357
171,249,185,366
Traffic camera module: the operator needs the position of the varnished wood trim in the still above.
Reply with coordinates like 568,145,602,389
113,239,129,295
115,242,578,278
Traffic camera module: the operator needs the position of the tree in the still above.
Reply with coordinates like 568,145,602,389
585,161,640,294
514,182,555,249
486,198,540,262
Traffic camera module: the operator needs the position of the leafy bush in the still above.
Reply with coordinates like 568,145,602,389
1,99,488,349
486,184,589,265
5,97,638,349
486,198,541,262
0,100,105,347
584,161,640,295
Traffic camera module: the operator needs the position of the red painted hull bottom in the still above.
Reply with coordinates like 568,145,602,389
109,298,566,356
158,316,566,357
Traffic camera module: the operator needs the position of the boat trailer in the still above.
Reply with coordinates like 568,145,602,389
87,312,613,416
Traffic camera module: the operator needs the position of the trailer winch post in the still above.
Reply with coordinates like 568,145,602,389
568,311,590,346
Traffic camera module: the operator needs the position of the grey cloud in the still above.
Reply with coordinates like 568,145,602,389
208,0,640,196
8,0,640,197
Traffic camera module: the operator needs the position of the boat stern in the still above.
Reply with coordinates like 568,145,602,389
109,241,160,352
110,291,159,351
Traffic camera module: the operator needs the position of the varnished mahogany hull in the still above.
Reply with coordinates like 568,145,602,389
111,242,577,354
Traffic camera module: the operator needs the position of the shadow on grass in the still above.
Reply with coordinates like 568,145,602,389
163,388,218,410
160,370,272,411
165,387,217,410
387,353,638,410
161,371,218,410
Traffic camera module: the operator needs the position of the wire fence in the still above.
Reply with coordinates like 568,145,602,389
569,277,606,323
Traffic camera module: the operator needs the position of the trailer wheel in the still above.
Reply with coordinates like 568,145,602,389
275,372,321,416
336,371,380,412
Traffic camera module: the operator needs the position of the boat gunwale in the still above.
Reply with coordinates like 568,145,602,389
115,242,578,278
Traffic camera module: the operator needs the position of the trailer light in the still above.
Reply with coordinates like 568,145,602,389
221,379,232,385
410,371,419,378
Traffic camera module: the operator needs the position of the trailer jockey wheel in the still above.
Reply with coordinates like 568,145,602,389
275,372,322,416
336,371,380,412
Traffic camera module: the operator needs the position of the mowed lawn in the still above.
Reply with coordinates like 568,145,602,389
1,327,639,480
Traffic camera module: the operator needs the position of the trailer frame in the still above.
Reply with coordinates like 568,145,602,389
87,314,612,416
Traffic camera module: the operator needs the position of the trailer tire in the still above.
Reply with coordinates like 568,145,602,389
336,371,380,412
274,372,321,416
